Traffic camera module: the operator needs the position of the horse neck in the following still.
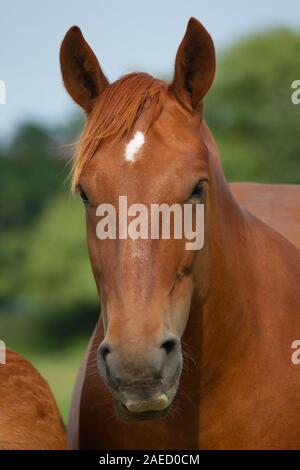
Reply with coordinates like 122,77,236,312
183,121,263,392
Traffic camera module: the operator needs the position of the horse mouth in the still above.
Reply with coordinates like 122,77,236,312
114,399,171,422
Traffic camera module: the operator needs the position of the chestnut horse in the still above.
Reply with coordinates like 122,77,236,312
60,18,300,449
0,349,66,449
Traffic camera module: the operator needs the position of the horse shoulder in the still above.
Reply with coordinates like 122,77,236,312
0,349,66,450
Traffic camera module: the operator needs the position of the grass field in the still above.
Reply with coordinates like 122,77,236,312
27,339,88,423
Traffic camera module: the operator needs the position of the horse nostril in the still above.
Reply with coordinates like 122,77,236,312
99,344,111,363
160,338,177,355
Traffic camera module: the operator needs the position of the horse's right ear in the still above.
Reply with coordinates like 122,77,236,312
60,26,108,113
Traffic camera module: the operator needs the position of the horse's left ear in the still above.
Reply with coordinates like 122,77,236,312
171,18,216,111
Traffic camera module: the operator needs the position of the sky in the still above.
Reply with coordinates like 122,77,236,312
1,0,300,137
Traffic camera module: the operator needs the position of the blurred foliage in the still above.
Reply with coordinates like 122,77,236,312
206,28,300,183
0,124,65,229
0,28,300,353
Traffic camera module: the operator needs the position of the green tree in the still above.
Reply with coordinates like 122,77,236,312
206,29,300,183
0,124,69,229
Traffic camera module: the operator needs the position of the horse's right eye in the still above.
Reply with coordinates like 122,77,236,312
79,187,89,205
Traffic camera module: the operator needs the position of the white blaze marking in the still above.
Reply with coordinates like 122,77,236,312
125,131,145,162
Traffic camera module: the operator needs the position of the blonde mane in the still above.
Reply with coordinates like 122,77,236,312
72,73,167,191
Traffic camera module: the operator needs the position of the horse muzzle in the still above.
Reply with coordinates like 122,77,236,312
97,334,182,421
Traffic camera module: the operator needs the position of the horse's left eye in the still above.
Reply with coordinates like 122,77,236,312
191,185,203,198
190,183,204,200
